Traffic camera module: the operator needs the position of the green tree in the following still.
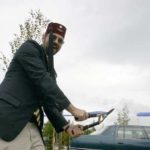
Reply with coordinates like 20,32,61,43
9,9,49,54
115,104,130,125
0,52,9,71
84,127,96,135
0,9,49,71
62,131,70,148
43,122,54,150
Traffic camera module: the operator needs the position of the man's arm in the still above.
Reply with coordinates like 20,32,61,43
66,104,88,121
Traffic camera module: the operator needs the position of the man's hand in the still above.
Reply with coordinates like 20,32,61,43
66,104,88,121
64,124,84,137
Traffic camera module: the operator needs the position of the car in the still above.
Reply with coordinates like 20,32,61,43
70,125,150,150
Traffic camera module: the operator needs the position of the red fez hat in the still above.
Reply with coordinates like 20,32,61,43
45,22,66,38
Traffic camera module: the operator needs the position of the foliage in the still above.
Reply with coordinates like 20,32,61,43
0,9,49,71
0,52,9,71
9,9,49,54
62,131,70,146
115,104,130,126
43,122,54,150
84,127,96,135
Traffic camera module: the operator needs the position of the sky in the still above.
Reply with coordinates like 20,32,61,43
0,0,150,127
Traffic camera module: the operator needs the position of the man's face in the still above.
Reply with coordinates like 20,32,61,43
43,33,64,55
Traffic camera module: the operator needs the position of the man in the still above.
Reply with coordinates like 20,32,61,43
0,22,88,150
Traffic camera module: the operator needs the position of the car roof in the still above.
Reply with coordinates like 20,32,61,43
107,125,150,128
91,125,150,135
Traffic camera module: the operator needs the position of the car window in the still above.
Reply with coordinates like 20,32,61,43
91,126,115,136
91,126,108,135
125,127,146,140
144,127,150,138
101,126,114,136
117,127,125,139
117,126,147,140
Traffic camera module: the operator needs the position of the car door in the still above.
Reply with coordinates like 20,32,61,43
124,126,150,150
115,126,125,150
116,126,150,150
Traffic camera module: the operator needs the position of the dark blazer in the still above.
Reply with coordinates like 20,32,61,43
0,40,70,141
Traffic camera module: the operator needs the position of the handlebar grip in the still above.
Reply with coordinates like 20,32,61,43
75,112,103,120
75,109,115,121
74,112,101,121
74,113,91,121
